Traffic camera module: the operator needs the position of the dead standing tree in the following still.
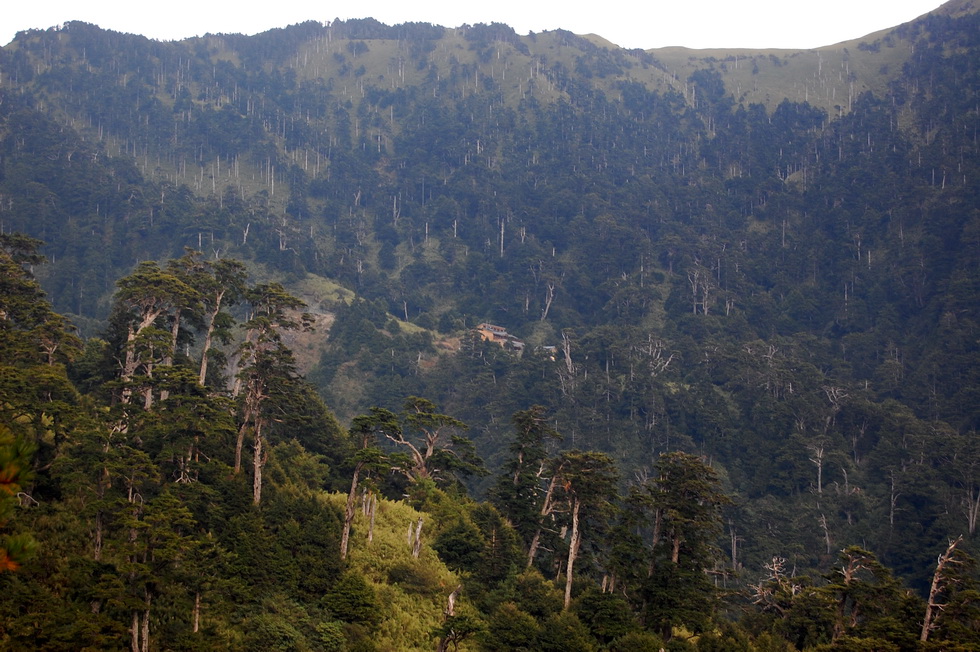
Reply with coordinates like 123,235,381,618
921,536,965,642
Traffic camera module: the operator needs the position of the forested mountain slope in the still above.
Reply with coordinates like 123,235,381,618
0,3,979,648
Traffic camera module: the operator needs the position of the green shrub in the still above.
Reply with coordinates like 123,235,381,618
322,571,382,625
479,602,540,651
386,560,444,595
609,631,666,651
315,621,347,652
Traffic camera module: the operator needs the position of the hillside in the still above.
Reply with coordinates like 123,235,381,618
1,2,979,648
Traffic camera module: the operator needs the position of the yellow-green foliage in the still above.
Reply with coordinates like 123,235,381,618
294,272,356,309
320,493,467,651
651,29,917,117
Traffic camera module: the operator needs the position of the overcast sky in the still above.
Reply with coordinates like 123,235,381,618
2,0,946,50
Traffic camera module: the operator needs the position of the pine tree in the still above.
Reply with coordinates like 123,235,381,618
639,452,731,638
551,450,619,610
491,406,562,551
233,282,311,504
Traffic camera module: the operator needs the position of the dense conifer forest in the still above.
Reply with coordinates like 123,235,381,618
1,1,979,649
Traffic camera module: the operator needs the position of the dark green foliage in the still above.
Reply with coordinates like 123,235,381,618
613,452,732,637
467,503,524,586
665,638,699,652
776,587,837,650
536,611,596,652
929,545,980,646
480,602,540,651
2,7,980,648
643,562,718,637
265,494,344,599
491,406,562,548
322,571,382,626
363,396,486,489
696,622,754,651
0,246,358,649
315,621,348,652
0,234,80,572
820,546,923,646
386,560,444,596
811,637,901,652
434,518,485,572
508,569,564,620
609,631,666,652
434,608,486,652
572,589,638,644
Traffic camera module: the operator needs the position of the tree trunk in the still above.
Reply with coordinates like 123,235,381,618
808,444,825,495
252,424,264,505
541,282,556,321
131,611,140,652
235,379,260,474
140,597,150,652
564,498,581,610
128,496,142,652
435,585,463,652
648,508,663,577
819,513,832,554
527,473,560,568
921,536,963,641
341,463,363,560
121,310,165,405
368,493,377,543
121,330,140,407
198,312,216,385
411,517,423,558
198,295,224,385
142,371,154,410
193,591,201,633
889,470,900,528
93,510,103,561
526,530,542,569
160,308,182,401
965,487,979,535
234,422,247,474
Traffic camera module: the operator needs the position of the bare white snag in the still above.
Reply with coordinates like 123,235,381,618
921,536,964,642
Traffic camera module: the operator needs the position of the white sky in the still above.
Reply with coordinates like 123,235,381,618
2,1,946,51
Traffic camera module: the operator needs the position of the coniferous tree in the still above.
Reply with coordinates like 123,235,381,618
233,282,312,504
0,234,80,572
491,406,562,550
551,450,619,610
639,452,731,638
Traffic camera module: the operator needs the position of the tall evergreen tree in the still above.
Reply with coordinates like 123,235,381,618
233,282,312,504
491,406,562,549
639,452,731,638
551,450,619,609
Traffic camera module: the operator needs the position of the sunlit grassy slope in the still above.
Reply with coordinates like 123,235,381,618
320,492,469,651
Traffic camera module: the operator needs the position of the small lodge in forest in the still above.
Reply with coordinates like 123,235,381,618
475,323,525,352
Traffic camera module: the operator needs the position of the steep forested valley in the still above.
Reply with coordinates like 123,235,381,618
1,1,979,649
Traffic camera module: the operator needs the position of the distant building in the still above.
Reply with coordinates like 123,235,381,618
475,322,525,351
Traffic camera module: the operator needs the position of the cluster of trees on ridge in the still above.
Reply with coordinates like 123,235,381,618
1,238,979,650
